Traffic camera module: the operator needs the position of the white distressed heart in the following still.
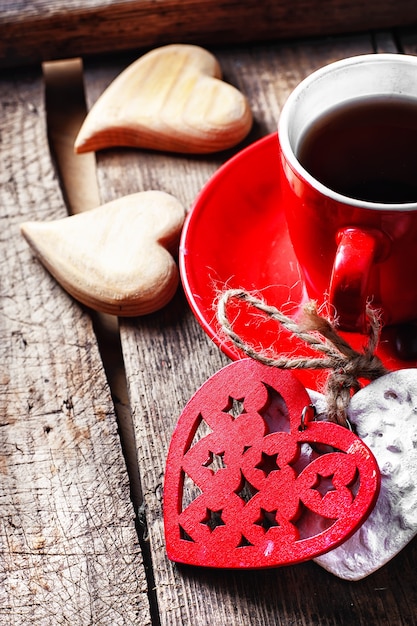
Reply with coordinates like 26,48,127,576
74,44,253,154
307,369,417,580
20,191,185,316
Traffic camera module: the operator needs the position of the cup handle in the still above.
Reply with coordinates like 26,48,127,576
329,227,383,331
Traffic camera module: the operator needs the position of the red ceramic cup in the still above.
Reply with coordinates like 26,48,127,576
278,54,417,331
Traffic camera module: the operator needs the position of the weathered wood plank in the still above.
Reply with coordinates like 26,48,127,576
399,26,417,55
0,66,151,625
84,33,417,624
2,0,417,68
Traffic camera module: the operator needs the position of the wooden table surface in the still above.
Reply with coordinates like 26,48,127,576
1,0,417,67
2,7,417,625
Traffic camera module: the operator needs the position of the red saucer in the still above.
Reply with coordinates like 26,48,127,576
180,133,416,390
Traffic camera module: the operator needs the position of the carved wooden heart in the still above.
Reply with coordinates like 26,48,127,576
20,191,185,316
74,44,253,154
310,369,417,580
164,359,380,569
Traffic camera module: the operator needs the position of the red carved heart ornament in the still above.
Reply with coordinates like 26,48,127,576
164,359,380,569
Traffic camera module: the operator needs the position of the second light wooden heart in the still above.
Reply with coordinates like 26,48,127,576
20,191,185,316
74,44,253,154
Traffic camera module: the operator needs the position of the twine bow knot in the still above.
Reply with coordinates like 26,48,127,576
216,289,388,426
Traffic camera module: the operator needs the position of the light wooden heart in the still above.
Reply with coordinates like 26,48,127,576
308,369,417,580
20,191,185,316
74,44,253,154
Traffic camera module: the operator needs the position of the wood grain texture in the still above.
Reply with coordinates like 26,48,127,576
74,44,253,154
0,66,151,625
2,0,417,68
84,33,417,624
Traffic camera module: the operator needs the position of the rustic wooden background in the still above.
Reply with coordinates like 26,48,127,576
2,1,417,624
1,0,417,67
0,64,151,623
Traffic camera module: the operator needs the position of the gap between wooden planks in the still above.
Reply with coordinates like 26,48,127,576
42,58,143,513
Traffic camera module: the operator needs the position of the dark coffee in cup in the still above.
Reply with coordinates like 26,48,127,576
297,96,417,204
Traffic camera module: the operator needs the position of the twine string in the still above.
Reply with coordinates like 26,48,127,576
216,289,388,427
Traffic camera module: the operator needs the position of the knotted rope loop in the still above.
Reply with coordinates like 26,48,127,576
216,289,388,427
